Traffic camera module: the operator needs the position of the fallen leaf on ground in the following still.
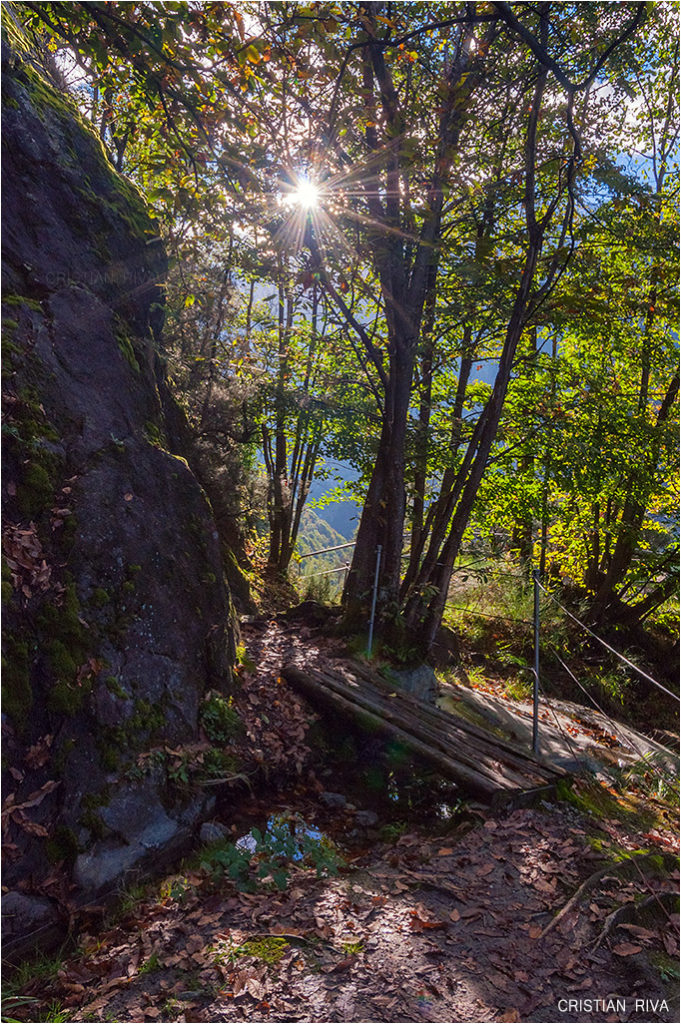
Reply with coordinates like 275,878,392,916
410,911,446,932
612,942,642,956
616,923,657,940
329,957,355,972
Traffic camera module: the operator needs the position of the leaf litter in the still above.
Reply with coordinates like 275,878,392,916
9,620,679,1023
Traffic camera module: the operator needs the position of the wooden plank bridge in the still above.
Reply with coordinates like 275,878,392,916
282,659,567,807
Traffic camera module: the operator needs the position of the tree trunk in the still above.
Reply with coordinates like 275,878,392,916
342,339,414,627
340,23,489,633
404,38,555,651
413,238,543,652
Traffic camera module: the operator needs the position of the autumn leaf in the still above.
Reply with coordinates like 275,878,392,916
617,923,657,941
24,734,54,769
612,942,642,956
329,956,355,972
410,911,446,932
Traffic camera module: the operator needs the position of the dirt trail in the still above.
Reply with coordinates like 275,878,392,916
7,619,679,1024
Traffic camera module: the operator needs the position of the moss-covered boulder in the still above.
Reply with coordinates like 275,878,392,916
1,41,235,952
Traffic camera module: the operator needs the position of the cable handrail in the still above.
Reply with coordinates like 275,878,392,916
536,676,594,776
446,604,533,626
547,645,676,782
298,540,355,559
299,563,349,579
537,581,679,703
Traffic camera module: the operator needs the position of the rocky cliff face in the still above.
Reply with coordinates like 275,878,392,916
2,44,235,952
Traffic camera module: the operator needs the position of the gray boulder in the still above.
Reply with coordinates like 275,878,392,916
355,809,379,828
2,892,59,942
1,43,235,949
391,664,439,703
320,791,347,809
199,821,231,844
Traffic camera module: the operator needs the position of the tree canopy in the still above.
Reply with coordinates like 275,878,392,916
9,0,679,651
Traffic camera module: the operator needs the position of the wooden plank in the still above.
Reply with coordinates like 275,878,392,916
345,659,558,771
283,665,519,801
308,662,559,785
296,663,550,789
282,661,567,803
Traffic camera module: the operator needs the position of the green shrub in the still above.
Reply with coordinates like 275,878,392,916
200,692,243,743
200,816,343,893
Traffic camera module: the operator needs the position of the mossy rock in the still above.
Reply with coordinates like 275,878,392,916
1,635,33,729
17,461,54,518
45,825,79,866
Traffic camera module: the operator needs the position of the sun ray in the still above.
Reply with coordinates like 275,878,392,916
292,178,320,210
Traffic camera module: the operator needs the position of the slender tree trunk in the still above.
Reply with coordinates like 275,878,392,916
342,337,415,626
340,22,489,633
405,39,555,650
589,375,679,621
263,279,325,577
408,260,439,581
412,234,544,650
539,333,558,577
511,326,538,566
401,328,474,601
266,266,294,573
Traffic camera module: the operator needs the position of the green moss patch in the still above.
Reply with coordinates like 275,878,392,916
2,293,42,312
116,329,141,373
97,697,166,771
91,588,110,608
1,635,33,730
46,825,79,866
230,936,289,964
557,777,661,832
36,581,93,715
17,461,54,518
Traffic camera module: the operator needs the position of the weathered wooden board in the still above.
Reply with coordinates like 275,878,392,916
282,660,567,806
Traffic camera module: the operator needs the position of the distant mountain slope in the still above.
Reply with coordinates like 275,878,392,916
307,462,361,541
312,497,360,540
295,507,354,581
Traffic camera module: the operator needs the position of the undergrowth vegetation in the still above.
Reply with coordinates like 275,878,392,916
199,816,343,893
440,565,678,735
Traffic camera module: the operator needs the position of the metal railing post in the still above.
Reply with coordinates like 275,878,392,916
532,568,540,754
367,545,382,657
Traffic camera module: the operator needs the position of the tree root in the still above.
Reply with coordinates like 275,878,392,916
591,891,679,951
539,852,678,940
